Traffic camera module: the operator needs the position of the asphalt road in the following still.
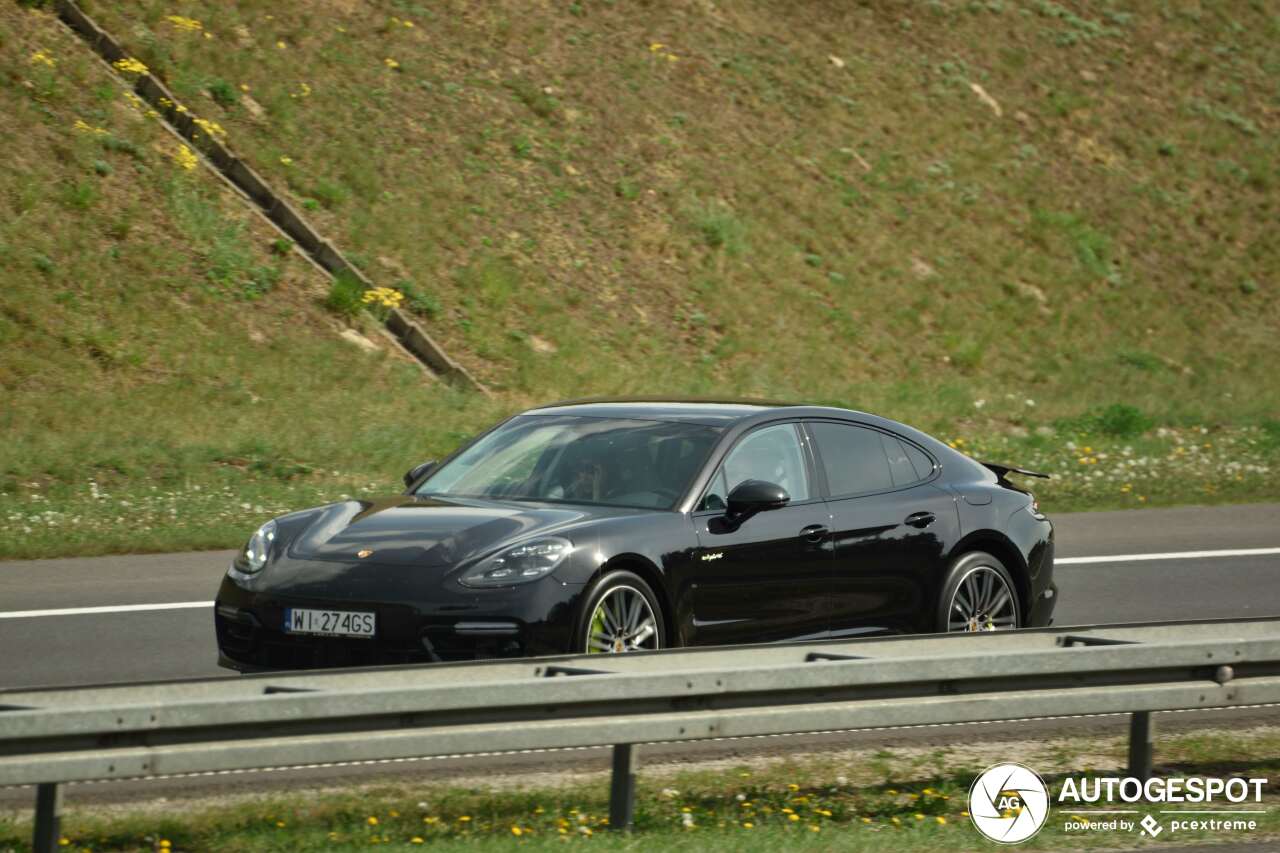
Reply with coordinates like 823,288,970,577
1,502,1278,809
3,502,1278,690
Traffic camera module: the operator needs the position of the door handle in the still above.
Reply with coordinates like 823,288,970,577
904,511,935,528
800,524,829,543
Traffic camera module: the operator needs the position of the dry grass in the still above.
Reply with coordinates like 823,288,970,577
71,0,1279,418
0,1,1276,557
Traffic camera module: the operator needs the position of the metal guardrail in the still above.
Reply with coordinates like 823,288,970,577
4,617,1280,851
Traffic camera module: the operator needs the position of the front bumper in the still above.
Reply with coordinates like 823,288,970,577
214,560,583,671
1028,581,1058,628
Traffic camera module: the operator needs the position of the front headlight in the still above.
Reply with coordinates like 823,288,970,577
459,537,573,588
241,519,277,574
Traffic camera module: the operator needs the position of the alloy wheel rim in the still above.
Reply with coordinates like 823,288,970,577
586,585,660,653
947,566,1017,632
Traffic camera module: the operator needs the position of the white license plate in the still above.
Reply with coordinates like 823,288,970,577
283,608,376,638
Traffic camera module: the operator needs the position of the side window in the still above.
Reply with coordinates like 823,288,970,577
809,422,896,497
698,423,810,510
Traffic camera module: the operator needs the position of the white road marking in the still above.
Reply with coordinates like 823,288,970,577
0,601,213,620
1057,547,1280,566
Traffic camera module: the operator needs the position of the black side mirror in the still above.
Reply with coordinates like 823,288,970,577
403,460,437,490
726,479,790,523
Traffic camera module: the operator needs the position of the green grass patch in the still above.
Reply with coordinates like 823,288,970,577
3,726,1280,850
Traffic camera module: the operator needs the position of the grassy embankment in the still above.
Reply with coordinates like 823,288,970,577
2,725,1279,851
1,1,1277,558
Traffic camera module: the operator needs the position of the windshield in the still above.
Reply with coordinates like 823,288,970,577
416,415,722,510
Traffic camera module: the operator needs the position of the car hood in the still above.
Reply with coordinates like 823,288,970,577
287,495,598,568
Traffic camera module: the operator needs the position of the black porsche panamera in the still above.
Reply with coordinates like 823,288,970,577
215,399,1057,670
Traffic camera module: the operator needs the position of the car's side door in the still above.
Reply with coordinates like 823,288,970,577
684,422,833,646
805,420,960,636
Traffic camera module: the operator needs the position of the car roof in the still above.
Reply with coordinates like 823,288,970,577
522,398,958,458
526,397,786,425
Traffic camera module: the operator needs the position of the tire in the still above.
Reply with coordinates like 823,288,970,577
575,570,666,654
936,551,1021,633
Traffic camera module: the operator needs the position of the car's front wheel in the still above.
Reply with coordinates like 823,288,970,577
937,551,1021,633
576,570,665,654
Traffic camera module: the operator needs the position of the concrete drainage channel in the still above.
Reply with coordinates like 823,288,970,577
50,0,485,395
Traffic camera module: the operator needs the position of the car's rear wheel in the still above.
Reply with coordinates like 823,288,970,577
578,571,664,654
937,551,1020,633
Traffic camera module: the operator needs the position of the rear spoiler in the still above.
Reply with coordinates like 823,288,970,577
980,461,1050,481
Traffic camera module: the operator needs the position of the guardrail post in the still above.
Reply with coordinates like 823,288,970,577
1128,712,1154,780
608,743,638,831
33,783,61,853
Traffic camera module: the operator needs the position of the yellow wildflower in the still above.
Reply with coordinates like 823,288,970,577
362,286,404,308
458,816,471,822
194,117,226,138
240,83,250,92
30,50,57,67
366,816,378,826
788,813,800,822
280,156,293,165
860,817,872,824
73,119,108,135
410,838,423,845
511,826,522,836
809,825,820,832
914,812,924,820
742,822,753,829
788,784,800,792
384,57,401,69
277,41,287,49
936,816,947,825
165,15,203,31
404,20,415,27
275,821,285,828
113,57,149,75
172,144,198,171
649,43,664,51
